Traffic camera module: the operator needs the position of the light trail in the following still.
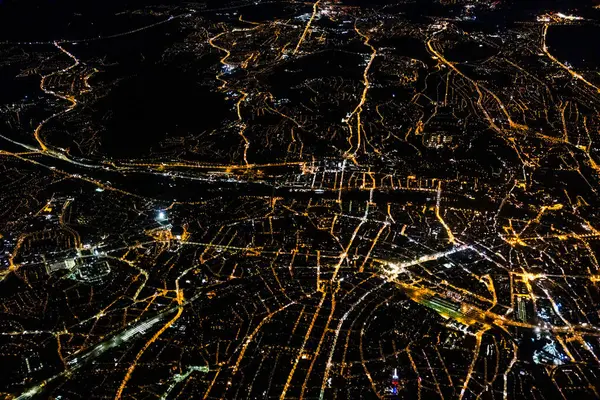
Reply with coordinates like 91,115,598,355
459,331,484,400
427,25,526,132
541,24,600,93
294,1,321,54
34,41,84,152
319,281,387,400
345,22,378,159
236,91,251,166
436,181,455,243
279,292,327,399
378,244,471,280
218,298,303,398
114,290,185,400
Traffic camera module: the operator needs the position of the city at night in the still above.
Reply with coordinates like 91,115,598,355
1,0,600,399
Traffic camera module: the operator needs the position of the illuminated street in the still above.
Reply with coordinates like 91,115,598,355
1,0,600,399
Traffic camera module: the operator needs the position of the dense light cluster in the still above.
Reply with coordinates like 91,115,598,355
1,0,600,399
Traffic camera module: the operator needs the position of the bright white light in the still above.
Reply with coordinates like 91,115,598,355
556,12,583,21
158,211,166,220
